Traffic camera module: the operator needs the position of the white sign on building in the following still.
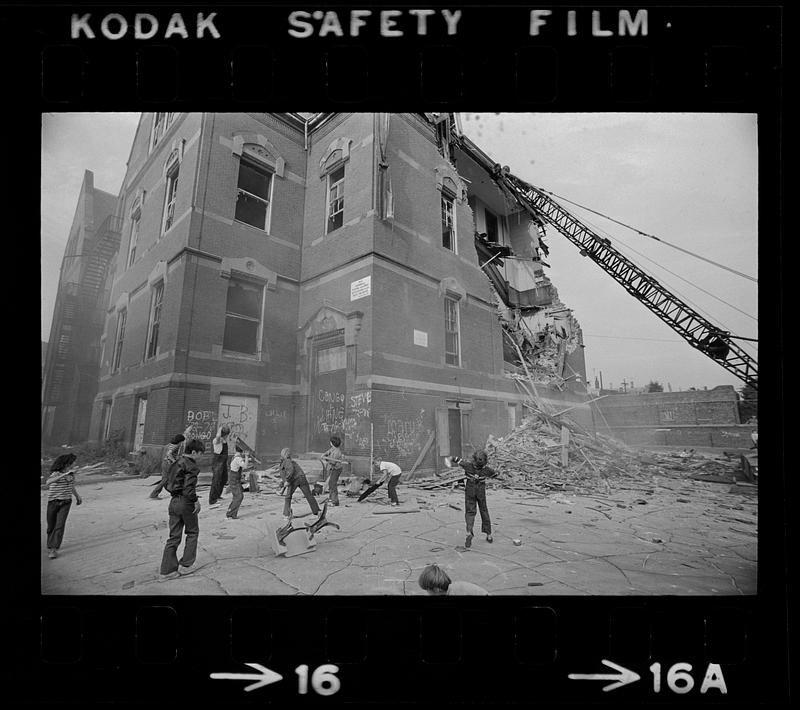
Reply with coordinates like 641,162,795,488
350,276,371,301
413,329,428,347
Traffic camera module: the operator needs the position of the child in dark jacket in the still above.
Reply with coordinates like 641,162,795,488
280,448,321,520
150,429,190,499
159,439,205,580
451,450,498,548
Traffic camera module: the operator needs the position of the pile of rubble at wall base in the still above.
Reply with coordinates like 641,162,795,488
483,408,746,496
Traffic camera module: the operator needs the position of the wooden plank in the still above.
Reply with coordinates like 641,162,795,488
560,425,570,468
371,506,420,515
408,430,436,476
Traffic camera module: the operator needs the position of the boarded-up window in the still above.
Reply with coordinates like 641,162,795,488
327,165,345,233
444,296,460,366
100,401,112,441
223,279,263,355
317,345,347,373
235,157,272,230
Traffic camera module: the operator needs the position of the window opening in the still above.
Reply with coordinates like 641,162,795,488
145,282,164,359
327,165,345,233
112,309,127,371
441,191,456,251
444,297,460,366
235,156,272,230
223,278,263,355
162,161,180,233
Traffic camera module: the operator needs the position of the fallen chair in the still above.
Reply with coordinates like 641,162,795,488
268,502,340,557
305,501,341,540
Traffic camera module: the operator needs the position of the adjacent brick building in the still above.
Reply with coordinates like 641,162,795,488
596,386,741,427
593,385,752,448
88,113,588,474
42,170,121,446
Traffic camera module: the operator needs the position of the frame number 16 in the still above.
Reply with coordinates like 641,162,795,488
296,664,341,696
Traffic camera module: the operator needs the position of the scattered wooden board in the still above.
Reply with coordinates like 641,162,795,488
371,506,420,515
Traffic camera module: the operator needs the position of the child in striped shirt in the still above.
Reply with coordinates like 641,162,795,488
44,453,82,559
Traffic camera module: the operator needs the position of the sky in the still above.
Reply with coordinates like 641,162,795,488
41,112,758,393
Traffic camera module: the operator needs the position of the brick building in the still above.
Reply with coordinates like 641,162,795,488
89,113,587,474
592,385,753,448
596,385,741,427
42,170,121,446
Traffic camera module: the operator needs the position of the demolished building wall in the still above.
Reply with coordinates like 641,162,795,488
450,128,588,398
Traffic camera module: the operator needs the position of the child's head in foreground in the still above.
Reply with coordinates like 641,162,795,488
418,564,452,595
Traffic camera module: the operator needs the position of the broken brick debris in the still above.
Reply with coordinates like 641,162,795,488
478,405,745,496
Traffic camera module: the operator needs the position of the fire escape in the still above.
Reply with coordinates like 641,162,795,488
43,215,122,442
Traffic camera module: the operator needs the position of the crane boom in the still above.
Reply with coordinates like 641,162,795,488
490,165,757,389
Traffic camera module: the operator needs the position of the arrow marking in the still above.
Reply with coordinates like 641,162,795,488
568,659,640,692
210,663,283,692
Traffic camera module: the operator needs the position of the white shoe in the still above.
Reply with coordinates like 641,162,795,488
178,564,195,576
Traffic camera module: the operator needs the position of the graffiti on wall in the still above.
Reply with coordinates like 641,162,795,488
264,406,290,444
314,388,346,436
219,396,259,448
185,410,217,442
343,390,371,452
379,408,431,459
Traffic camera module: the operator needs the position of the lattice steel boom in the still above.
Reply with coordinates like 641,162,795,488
490,165,757,389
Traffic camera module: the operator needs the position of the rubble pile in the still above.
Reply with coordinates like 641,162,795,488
484,408,745,495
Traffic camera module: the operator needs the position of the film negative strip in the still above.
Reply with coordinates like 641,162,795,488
12,1,786,706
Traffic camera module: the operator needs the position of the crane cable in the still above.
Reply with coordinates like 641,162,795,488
535,186,758,284
558,208,758,327
589,221,757,324
557,210,759,358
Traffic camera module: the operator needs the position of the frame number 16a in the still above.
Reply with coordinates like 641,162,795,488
650,662,727,694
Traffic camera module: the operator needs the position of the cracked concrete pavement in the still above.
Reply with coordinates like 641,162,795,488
41,472,757,595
